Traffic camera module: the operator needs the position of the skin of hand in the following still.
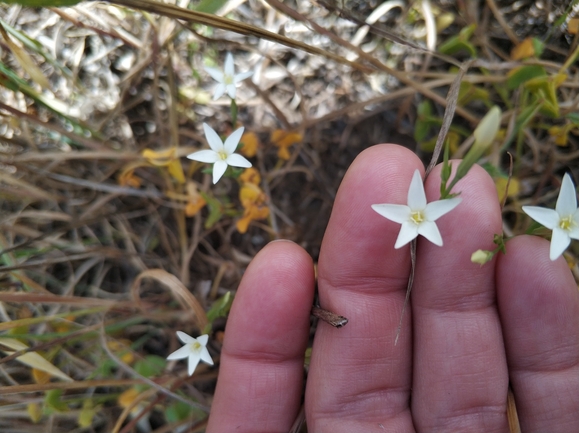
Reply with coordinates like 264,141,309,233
206,144,579,433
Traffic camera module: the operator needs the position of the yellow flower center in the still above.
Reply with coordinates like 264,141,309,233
189,341,202,352
559,215,575,231
410,210,424,225
224,74,234,85
217,150,228,160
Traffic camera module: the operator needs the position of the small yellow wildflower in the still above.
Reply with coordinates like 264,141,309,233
495,177,520,202
118,165,141,188
142,147,185,184
118,388,140,410
271,130,302,160
548,124,576,147
240,131,259,157
511,37,536,60
32,368,51,384
185,181,206,217
239,167,261,185
107,339,135,365
237,182,269,234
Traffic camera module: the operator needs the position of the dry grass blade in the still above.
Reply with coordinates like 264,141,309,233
425,61,471,177
131,269,209,331
0,379,144,395
264,0,477,124
106,0,371,72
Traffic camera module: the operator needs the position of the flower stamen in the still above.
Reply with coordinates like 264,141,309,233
559,215,574,231
410,211,424,225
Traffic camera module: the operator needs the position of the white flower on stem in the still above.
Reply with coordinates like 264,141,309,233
167,332,214,376
371,169,462,248
204,52,253,100
522,173,579,261
187,123,252,184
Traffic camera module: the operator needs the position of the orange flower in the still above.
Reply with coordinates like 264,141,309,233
270,130,302,160
240,131,259,157
142,147,185,184
511,37,536,60
32,368,51,384
237,182,269,233
118,163,142,188
185,181,207,217
237,205,270,233
107,339,135,365
118,388,141,411
239,167,261,185
548,124,576,147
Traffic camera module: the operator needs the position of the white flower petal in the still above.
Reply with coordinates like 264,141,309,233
212,160,228,184
555,173,577,216
176,331,195,344
418,220,443,246
522,206,559,229
187,149,219,163
203,123,224,152
226,153,252,168
223,126,245,154
187,353,202,376
224,52,235,76
196,334,209,346
234,70,253,83
199,347,214,366
371,204,411,224
212,84,226,100
226,83,237,99
424,197,462,221
166,345,192,361
567,225,579,240
394,221,419,248
204,66,224,82
407,170,427,210
550,227,571,261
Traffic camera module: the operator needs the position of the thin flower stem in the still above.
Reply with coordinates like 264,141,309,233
395,240,415,345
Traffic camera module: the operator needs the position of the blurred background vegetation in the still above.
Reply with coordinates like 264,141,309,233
0,0,578,431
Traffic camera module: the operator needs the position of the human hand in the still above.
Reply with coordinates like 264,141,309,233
207,144,579,432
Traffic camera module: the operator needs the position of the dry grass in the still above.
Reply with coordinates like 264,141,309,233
0,0,578,431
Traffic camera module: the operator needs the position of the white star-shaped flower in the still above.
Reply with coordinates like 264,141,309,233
371,169,462,248
187,123,252,184
204,52,253,100
522,173,579,261
167,331,214,376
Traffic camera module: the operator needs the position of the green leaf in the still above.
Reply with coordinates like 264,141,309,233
230,98,238,126
134,355,166,378
165,400,192,423
458,82,490,106
191,0,229,14
531,38,545,58
200,192,224,229
439,24,477,56
414,100,434,143
45,389,68,413
203,291,234,333
0,0,83,5
506,65,547,90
